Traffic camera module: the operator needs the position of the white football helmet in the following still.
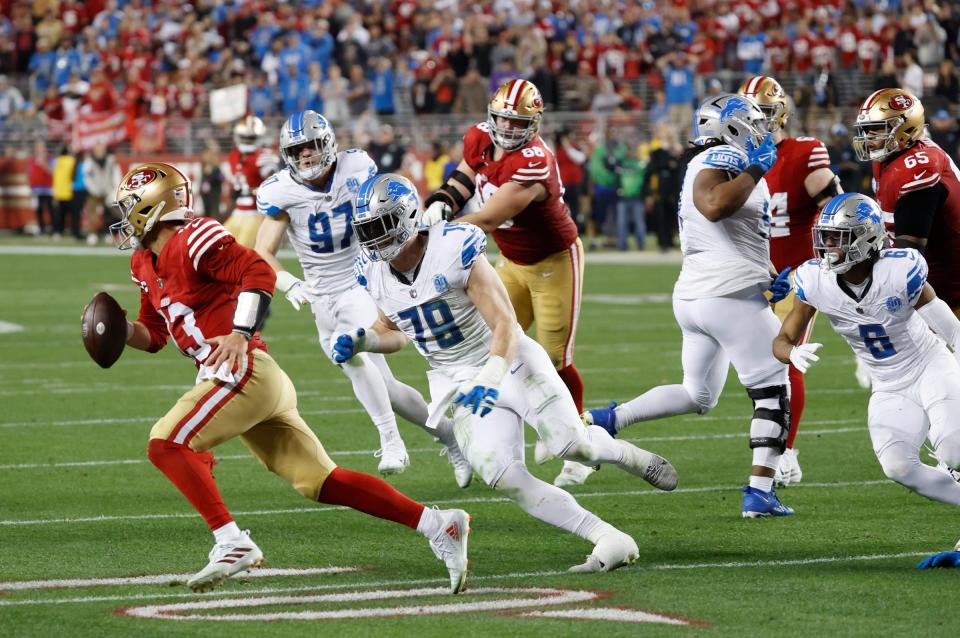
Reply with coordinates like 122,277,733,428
233,115,265,154
353,173,421,262
813,193,886,274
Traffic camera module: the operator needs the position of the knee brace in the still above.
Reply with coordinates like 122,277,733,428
747,385,791,453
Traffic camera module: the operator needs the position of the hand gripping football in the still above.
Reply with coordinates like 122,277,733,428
81,292,127,368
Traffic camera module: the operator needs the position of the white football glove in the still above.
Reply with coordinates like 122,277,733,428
789,342,823,374
420,200,452,227
275,270,313,311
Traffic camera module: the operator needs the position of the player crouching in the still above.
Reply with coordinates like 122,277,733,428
334,174,679,572
774,193,960,568
99,163,470,593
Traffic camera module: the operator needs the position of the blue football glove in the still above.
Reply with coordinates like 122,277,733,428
769,267,792,304
746,132,778,173
452,385,500,417
332,328,366,364
916,550,960,569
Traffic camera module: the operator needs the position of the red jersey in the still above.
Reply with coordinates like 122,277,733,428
228,148,278,215
130,218,275,366
872,140,960,308
462,123,578,265
766,136,832,271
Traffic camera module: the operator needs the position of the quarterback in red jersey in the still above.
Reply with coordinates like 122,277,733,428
739,76,843,486
224,115,279,247
100,162,470,595
854,88,960,312
420,78,590,486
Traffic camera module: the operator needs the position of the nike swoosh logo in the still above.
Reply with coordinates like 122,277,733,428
528,162,540,168
913,171,927,180
540,271,553,278
510,362,524,374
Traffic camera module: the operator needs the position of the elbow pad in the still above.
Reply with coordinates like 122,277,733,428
232,290,272,338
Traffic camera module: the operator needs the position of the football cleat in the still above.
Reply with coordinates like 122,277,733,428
375,432,409,475
533,439,553,465
427,509,471,594
569,526,639,573
615,441,679,491
741,486,795,518
582,402,618,437
774,448,803,487
186,530,263,593
917,550,960,569
553,461,596,487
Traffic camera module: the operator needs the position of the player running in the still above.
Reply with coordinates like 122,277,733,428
334,173,678,572
584,94,796,518
774,193,960,569
254,110,470,484
738,75,843,486
101,162,470,594
224,115,279,247
419,79,591,487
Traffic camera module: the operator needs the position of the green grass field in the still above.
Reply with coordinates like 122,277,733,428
0,247,955,637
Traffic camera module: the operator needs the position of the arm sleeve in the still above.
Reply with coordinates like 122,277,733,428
199,240,277,294
893,183,946,243
918,297,960,350
136,290,169,353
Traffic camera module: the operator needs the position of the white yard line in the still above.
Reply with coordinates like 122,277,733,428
0,551,928,608
0,423,866,471
0,480,889,527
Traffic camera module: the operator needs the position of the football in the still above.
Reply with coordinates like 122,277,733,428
81,291,128,368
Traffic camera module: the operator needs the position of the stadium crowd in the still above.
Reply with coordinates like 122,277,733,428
2,0,960,250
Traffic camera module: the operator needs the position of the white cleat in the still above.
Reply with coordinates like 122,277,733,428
435,419,473,488
553,461,596,487
569,526,639,573
427,509,471,594
533,439,554,465
186,530,263,593
616,441,678,491
375,433,409,475
774,448,803,487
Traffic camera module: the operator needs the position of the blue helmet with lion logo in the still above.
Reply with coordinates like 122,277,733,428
353,173,421,262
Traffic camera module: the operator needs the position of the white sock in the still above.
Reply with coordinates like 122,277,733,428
373,413,402,444
370,352,434,430
416,507,441,537
495,462,603,541
555,425,626,465
212,521,242,544
342,353,396,432
749,475,774,492
615,384,699,430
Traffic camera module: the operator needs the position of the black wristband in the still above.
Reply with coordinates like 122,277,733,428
745,165,766,184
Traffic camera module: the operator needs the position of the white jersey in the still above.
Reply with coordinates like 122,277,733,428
794,249,941,391
357,222,493,370
257,149,377,296
674,144,772,300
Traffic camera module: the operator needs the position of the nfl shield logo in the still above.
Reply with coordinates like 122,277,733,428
434,274,450,294
885,296,902,313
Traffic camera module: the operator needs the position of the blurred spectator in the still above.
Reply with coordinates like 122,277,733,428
60,71,89,121
737,19,766,74
643,124,681,252
35,9,63,50
81,68,118,114
565,60,599,111
82,143,121,244
453,65,488,117
346,64,372,117
249,72,278,118
279,62,308,115
371,57,395,116
424,141,449,193
121,66,150,122
529,61,558,110
587,132,618,250
826,123,864,195
443,141,463,181
649,89,669,125
199,144,224,220
591,77,622,113
899,51,924,97
873,57,899,92
612,140,646,250
555,129,587,231
322,64,349,122
29,39,57,95
930,111,959,162
934,60,960,105
0,74,24,121
71,151,89,242
27,141,53,235
659,51,696,134
51,145,76,239
369,125,403,174
915,13,947,69
615,82,643,111
765,24,791,73
705,78,724,98
429,65,458,114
